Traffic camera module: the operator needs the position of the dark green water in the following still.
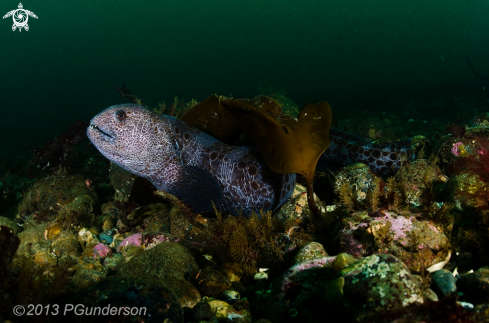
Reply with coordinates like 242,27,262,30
1,0,489,152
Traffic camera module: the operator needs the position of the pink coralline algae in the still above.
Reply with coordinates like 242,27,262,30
280,256,337,295
375,212,413,246
116,233,172,252
451,142,463,156
117,233,143,252
93,243,112,259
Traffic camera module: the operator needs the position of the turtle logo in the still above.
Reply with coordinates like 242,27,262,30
3,3,37,32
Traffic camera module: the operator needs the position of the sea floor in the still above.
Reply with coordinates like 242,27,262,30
1,90,489,322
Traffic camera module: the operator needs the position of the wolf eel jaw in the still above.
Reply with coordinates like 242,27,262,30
89,124,113,139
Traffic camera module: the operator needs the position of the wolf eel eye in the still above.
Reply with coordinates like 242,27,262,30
116,110,127,121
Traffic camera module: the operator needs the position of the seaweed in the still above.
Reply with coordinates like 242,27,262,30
456,208,489,255
206,206,295,275
219,96,332,219
338,182,357,212
368,177,382,212
180,94,242,144
458,227,482,248
372,221,394,250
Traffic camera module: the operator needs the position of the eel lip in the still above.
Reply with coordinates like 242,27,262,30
89,124,113,139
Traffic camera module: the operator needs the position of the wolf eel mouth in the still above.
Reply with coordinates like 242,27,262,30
89,124,113,139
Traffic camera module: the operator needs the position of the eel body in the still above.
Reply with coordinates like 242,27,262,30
87,104,415,215
320,128,414,176
87,104,296,216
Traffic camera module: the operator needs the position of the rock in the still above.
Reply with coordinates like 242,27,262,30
432,269,457,297
457,267,489,305
116,232,174,252
331,253,360,274
54,277,183,323
334,209,451,272
56,194,98,227
72,260,109,290
449,173,487,209
207,299,251,323
98,230,114,244
189,268,231,297
128,203,172,231
19,174,99,222
119,242,199,281
332,163,376,203
292,241,328,265
208,300,231,321
100,201,119,217
161,279,201,309
218,263,243,283
92,243,112,259
116,233,142,251
335,254,424,320
15,221,74,269
0,216,20,234
278,242,336,296
274,183,321,225
0,225,20,312
77,228,99,249
109,163,137,202
423,288,439,302
192,301,214,322
220,289,241,304
103,253,123,270
51,229,81,258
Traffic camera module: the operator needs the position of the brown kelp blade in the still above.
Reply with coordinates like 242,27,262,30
219,96,332,218
180,95,285,145
180,94,242,145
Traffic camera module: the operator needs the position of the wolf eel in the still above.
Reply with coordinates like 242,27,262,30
319,128,415,177
88,104,415,215
87,104,296,216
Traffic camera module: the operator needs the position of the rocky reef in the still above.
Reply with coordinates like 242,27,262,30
1,92,489,323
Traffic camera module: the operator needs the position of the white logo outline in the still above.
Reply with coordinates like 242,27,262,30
3,3,37,32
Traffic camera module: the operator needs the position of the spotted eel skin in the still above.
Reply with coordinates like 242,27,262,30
87,104,296,216
320,128,414,177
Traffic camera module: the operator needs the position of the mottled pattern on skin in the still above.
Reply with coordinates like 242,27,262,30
87,104,296,216
321,128,414,176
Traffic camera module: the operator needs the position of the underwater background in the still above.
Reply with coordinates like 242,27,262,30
3,0,489,322
1,0,489,153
